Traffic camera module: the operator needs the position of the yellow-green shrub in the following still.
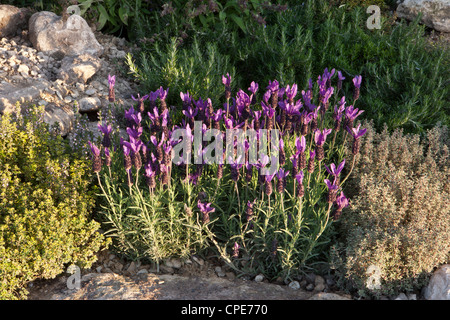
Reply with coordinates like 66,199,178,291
0,105,108,300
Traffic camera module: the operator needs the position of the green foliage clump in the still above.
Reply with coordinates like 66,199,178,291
331,121,450,298
126,37,236,115
131,0,448,135
0,105,108,300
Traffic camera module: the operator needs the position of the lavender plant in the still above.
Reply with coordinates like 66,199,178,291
92,68,365,280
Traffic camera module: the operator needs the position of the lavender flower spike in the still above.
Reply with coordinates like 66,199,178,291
98,123,113,148
314,128,332,147
198,200,215,224
324,178,339,203
108,74,115,103
325,159,345,177
333,191,349,220
88,141,102,173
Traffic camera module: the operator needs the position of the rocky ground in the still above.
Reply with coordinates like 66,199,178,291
26,248,354,300
0,4,448,301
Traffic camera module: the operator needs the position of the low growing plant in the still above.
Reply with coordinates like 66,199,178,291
93,68,366,281
0,104,108,300
331,121,450,298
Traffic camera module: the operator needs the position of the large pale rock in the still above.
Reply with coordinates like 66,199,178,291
57,54,102,84
28,11,104,58
43,103,75,136
0,5,31,38
0,80,51,114
397,0,450,33
424,264,450,300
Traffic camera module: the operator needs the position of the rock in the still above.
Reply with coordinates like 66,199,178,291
164,258,182,270
0,5,31,38
308,293,352,300
43,103,75,136
254,274,264,283
0,79,51,114
127,262,137,274
57,54,102,84
77,97,101,112
395,293,409,300
424,264,450,300
288,281,300,290
314,275,326,292
306,283,315,291
191,256,204,266
407,293,417,300
215,267,226,277
85,88,97,96
397,0,450,33
28,11,104,58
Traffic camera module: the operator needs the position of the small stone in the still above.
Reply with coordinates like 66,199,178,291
159,265,174,274
64,96,72,103
407,293,417,300
314,275,326,292
17,64,29,74
395,293,408,300
96,266,103,273
306,283,315,291
215,267,226,277
137,269,148,275
85,88,96,96
127,261,136,274
192,256,204,266
254,274,264,283
288,281,300,290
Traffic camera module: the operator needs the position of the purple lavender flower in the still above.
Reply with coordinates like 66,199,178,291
108,74,115,103
198,200,215,224
344,105,364,130
325,159,345,185
267,79,279,93
324,178,339,203
314,128,332,161
352,75,362,101
264,172,276,196
276,168,290,193
352,75,362,89
180,91,192,111
127,126,143,140
222,73,232,100
347,123,367,155
314,128,332,147
333,97,346,131
295,171,305,198
98,123,113,148
122,138,143,169
337,71,345,92
132,93,149,113
325,159,345,177
144,163,156,189
88,141,102,173
248,81,258,95
307,150,315,173
295,135,307,154
222,73,231,87
333,191,349,220
285,84,298,103
158,86,169,112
